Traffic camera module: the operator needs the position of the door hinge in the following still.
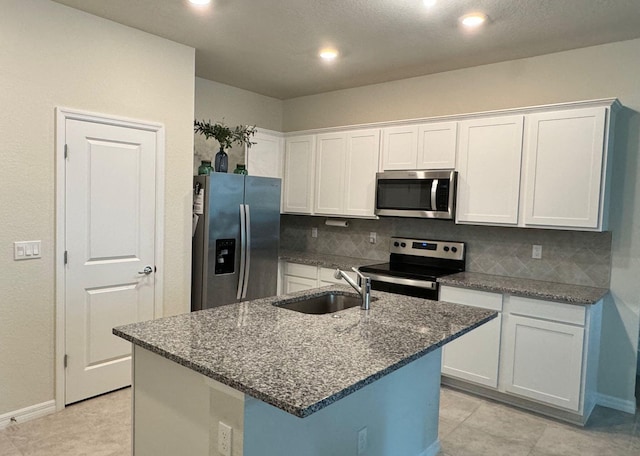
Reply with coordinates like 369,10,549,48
64,144,68,159
64,251,68,265
64,354,68,368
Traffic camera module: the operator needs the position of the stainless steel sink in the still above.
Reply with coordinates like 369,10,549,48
275,292,371,315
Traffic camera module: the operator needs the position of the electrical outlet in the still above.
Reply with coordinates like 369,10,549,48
357,427,368,455
218,421,232,456
369,232,377,244
532,244,542,259
311,227,318,238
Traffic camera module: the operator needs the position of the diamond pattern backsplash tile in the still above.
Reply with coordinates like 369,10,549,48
280,215,612,288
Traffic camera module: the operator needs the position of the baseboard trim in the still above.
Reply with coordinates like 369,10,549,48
596,393,637,415
0,400,56,429
419,439,441,456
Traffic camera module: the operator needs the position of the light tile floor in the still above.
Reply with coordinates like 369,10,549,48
0,386,638,455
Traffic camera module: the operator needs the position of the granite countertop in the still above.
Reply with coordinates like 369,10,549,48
279,250,376,270
114,285,495,418
438,272,608,305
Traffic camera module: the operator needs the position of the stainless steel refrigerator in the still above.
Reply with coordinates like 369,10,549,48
191,173,281,311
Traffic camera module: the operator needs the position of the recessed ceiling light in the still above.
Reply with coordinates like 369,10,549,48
319,49,339,62
460,12,488,28
189,0,211,5
423,0,437,8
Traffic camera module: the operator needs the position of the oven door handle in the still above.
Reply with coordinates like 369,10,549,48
366,273,437,290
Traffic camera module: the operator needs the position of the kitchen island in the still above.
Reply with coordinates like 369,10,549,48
114,285,496,456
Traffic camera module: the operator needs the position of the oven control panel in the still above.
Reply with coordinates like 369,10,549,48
389,237,465,261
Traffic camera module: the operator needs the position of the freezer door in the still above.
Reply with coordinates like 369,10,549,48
243,176,281,300
204,173,246,309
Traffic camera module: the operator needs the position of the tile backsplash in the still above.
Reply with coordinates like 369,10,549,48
280,215,612,288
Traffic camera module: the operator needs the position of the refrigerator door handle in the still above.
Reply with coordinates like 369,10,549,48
241,205,251,299
236,204,247,300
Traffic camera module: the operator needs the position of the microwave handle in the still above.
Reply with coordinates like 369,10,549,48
430,179,438,211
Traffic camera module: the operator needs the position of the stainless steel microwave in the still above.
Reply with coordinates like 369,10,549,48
375,170,457,219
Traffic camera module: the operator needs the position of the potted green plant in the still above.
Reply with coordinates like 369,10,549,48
194,119,257,173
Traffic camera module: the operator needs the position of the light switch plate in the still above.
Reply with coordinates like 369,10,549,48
14,241,41,260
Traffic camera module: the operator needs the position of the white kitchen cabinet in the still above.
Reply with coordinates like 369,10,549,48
381,125,418,170
246,129,283,179
314,129,380,217
283,135,315,214
314,133,347,215
522,107,608,230
319,267,357,287
440,286,503,388
502,314,584,411
417,121,457,169
280,262,359,293
382,122,456,171
456,115,524,225
344,130,380,217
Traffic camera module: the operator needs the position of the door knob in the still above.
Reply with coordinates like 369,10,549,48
138,266,153,275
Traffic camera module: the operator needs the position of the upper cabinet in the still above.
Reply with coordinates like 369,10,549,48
522,107,608,230
314,129,380,217
246,129,283,179
456,100,618,231
283,135,315,214
382,121,457,170
456,116,524,225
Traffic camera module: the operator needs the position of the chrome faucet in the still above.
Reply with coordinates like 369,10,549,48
334,267,371,310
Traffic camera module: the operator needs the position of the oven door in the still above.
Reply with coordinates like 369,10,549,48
367,273,439,300
375,170,456,219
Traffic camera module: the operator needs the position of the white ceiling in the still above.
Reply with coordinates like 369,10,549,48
52,0,640,100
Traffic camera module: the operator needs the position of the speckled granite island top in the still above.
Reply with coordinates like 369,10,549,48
113,285,496,418
279,250,375,270
438,272,608,305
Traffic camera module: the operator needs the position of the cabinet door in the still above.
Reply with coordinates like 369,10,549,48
246,130,283,179
503,315,584,411
417,122,457,169
283,275,318,294
283,135,315,214
314,133,346,215
523,107,606,229
442,314,502,388
344,129,380,217
381,125,418,170
456,116,524,225
440,286,503,388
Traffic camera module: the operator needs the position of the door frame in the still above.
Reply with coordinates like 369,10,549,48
54,107,165,410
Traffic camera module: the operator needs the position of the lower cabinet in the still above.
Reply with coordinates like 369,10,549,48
440,287,503,388
439,285,602,423
280,261,358,294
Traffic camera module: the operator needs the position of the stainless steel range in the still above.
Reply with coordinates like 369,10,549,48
358,237,465,300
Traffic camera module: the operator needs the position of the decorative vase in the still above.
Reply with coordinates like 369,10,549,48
197,160,213,175
214,147,228,173
233,163,248,175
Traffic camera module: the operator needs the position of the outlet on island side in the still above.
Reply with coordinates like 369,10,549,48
357,427,368,455
532,244,543,259
218,421,232,456
311,227,318,238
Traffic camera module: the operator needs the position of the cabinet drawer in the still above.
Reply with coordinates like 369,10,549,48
319,267,357,284
284,262,318,279
440,286,503,311
508,295,586,326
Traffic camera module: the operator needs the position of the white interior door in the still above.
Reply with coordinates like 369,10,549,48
64,119,157,404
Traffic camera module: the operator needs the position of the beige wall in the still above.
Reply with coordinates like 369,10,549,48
283,38,640,406
194,77,283,173
0,0,195,415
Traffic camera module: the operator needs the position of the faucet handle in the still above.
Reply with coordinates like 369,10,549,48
334,268,342,279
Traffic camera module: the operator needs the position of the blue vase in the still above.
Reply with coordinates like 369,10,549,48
214,147,228,173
